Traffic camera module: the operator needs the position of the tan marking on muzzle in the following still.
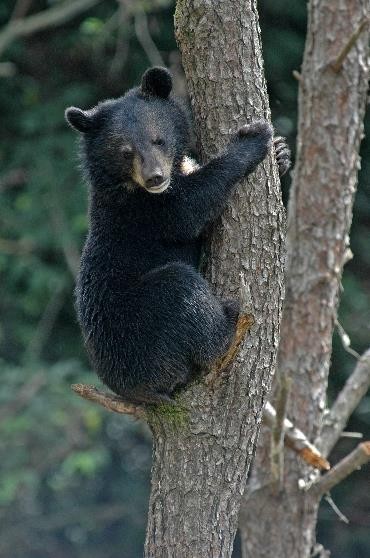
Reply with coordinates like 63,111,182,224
132,155,146,188
132,151,173,192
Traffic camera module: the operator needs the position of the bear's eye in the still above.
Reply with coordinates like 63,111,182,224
152,138,165,146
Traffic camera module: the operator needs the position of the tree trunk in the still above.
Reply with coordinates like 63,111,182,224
240,2,370,557
144,2,285,557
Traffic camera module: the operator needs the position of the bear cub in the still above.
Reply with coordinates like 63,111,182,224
66,67,290,405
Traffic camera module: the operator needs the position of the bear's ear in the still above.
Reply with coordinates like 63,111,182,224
65,106,97,133
140,67,172,99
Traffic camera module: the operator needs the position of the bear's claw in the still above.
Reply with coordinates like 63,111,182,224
274,136,291,177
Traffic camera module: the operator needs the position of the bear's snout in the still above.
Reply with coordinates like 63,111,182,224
146,173,164,189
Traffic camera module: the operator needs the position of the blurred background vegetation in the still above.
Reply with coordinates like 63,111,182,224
0,1,369,557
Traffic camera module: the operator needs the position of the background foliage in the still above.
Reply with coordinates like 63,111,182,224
0,1,369,556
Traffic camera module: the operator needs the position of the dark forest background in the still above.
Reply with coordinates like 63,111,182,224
0,1,369,556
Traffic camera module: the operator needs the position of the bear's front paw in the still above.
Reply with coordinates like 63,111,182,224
227,120,273,176
273,136,291,177
237,120,273,143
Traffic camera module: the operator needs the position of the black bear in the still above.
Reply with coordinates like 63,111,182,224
65,67,290,405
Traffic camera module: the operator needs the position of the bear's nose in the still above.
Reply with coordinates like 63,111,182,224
146,174,164,189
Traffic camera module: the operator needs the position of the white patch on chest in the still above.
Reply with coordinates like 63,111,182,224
180,156,200,175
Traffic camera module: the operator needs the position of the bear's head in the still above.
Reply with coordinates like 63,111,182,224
65,67,190,194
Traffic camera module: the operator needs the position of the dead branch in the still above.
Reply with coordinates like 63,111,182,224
340,431,363,439
263,402,330,471
270,374,292,487
336,320,361,359
0,0,102,58
71,383,145,418
311,543,331,557
323,493,349,524
108,1,130,79
318,348,370,456
331,17,370,73
134,11,164,67
310,442,370,497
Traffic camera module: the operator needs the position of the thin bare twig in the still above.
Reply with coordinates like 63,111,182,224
0,0,102,57
108,0,130,78
318,348,370,456
71,384,145,418
264,402,330,471
134,11,164,67
340,431,363,439
270,373,292,488
310,442,370,497
331,17,370,73
311,543,331,557
324,493,349,524
336,320,361,359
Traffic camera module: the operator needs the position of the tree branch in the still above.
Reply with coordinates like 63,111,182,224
310,442,370,497
331,17,370,73
270,373,292,487
0,0,102,58
71,383,145,418
134,11,164,67
318,348,370,456
71,383,330,470
323,493,349,524
336,320,361,359
264,402,330,471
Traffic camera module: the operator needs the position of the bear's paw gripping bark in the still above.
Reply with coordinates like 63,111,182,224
273,136,291,176
237,120,273,141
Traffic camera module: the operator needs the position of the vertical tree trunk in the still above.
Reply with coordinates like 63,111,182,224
240,2,370,557
144,2,285,557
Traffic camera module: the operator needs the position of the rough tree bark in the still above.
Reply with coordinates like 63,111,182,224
143,2,286,557
240,2,370,557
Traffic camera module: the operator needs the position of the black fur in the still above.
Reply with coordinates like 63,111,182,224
273,136,291,176
141,66,173,99
66,67,275,405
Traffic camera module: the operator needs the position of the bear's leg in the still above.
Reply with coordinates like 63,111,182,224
119,386,176,406
130,262,238,398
